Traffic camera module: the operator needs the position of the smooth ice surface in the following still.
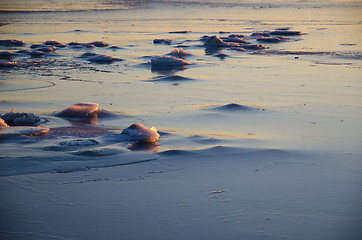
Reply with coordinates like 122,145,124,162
0,0,361,239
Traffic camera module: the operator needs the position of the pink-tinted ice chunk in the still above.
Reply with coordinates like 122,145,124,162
121,123,160,143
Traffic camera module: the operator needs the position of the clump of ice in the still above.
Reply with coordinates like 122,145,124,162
55,102,116,119
68,41,94,48
151,56,191,66
44,40,61,45
91,41,108,47
0,118,9,128
1,108,41,126
0,51,14,59
221,37,248,44
121,123,160,143
55,102,100,118
204,35,229,47
87,54,123,63
29,51,45,57
169,48,191,58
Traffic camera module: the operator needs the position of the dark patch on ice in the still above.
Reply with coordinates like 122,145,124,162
70,147,126,156
340,43,357,46
145,75,194,82
208,103,264,112
214,53,229,59
255,50,335,55
275,27,291,31
229,34,247,38
270,30,302,36
205,46,222,55
151,65,186,75
108,46,124,50
153,39,172,44
30,44,44,49
174,45,190,48
169,31,192,34
157,149,195,157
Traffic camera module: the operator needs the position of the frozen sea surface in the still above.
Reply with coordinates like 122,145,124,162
0,0,361,239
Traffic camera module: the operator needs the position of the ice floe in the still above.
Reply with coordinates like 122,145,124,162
169,48,192,58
